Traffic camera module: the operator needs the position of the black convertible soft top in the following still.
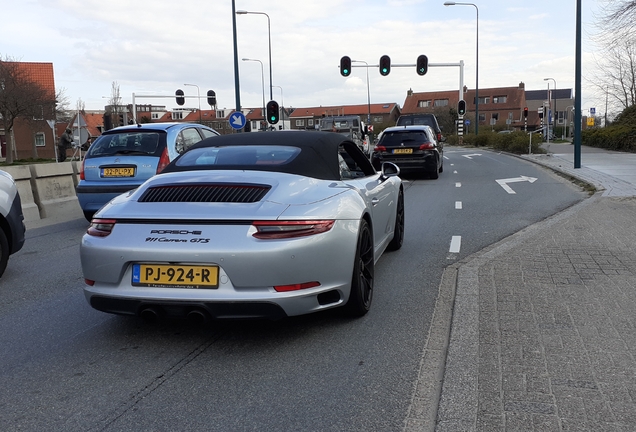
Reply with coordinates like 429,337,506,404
163,130,375,181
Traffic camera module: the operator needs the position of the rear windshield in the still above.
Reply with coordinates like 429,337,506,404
86,131,164,158
397,116,435,128
175,145,301,167
379,131,430,146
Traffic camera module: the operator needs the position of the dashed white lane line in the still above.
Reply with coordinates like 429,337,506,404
455,201,462,210
449,236,462,253
456,182,462,187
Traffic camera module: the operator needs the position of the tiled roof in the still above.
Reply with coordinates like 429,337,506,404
6,62,56,100
289,103,398,118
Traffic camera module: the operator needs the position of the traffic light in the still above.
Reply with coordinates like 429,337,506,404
379,55,391,76
266,100,279,125
118,114,124,126
340,56,351,77
523,107,529,118
175,89,185,106
207,90,216,106
416,55,428,76
458,100,466,116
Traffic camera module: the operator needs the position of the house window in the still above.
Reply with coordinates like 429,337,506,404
417,100,431,108
308,119,314,126
172,112,183,120
373,116,383,123
151,113,160,120
434,99,449,107
493,96,507,104
296,119,305,127
478,113,486,122
491,113,499,121
33,105,44,120
34,132,45,147
477,97,490,104
508,112,514,120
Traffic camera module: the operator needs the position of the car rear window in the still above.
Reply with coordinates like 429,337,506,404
396,116,436,129
87,131,164,158
379,131,430,147
175,145,301,167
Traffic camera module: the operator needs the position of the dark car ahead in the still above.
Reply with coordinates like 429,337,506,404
76,122,219,221
372,125,443,179
396,113,444,142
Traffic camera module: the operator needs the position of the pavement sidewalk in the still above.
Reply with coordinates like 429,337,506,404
410,143,636,431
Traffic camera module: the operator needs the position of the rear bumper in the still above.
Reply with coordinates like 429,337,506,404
372,152,437,171
76,184,138,212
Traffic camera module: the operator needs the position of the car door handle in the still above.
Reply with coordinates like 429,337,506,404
371,198,379,206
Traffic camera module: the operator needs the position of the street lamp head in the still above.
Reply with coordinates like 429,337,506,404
236,10,248,14
444,2,456,5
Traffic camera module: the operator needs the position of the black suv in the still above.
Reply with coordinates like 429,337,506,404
396,114,444,142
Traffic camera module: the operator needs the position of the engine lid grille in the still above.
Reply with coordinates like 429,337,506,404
138,183,271,203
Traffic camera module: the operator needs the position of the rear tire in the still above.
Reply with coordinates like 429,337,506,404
343,219,374,317
387,190,404,251
0,228,9,278
429,160,439,179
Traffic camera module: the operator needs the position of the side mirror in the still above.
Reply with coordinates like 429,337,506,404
381,162,400,178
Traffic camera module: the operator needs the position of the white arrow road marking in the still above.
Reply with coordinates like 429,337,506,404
462,154,482,159
449,236,461,253
456,182,461,188
455,201,462,210
496,176,538,194
230,114,244,127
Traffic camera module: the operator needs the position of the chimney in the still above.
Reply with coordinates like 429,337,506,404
407,88,413,97
463,85,468,93
519,81,525,89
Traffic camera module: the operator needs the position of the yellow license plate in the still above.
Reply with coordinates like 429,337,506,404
392,148,413,154
102,167,135,177
132,264,219,288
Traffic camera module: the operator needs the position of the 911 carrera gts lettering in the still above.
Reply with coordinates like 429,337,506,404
145,237,210,243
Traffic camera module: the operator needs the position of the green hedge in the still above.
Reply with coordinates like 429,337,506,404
581,125,636,152
445,131,544,154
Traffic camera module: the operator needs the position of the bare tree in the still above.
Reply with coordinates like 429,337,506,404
590,39,636,113
0,57,56,163
599,1,636,40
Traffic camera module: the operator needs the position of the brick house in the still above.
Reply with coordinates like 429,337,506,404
402,83,529,131
0,62,57,160
288,103,400,131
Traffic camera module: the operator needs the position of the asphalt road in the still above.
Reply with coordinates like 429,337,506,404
0,147,588,431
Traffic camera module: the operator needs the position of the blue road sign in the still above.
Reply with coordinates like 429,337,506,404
465,119,471,125
590,107,596,115
229,112,246,130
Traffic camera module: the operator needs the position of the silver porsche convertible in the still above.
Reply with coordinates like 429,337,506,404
80,131,404,321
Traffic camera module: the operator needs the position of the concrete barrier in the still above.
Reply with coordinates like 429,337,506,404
0,165,41,222
28,162,81,219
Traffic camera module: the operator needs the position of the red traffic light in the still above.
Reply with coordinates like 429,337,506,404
523,107,529,118
379,55,391,76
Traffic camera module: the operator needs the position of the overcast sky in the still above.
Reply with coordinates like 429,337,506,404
2,0,607,116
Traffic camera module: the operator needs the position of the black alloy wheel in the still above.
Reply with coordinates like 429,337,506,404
429,157,440,179
343,219,374,317
387,189,404,251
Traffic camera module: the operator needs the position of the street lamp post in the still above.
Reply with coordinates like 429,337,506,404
242,58,266,130
544,77,557,140
444,1,479,135
236,10,273,101
352,60,372,137
184,83,201,123
272,85,284,129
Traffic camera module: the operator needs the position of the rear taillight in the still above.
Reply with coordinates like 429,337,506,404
156,148,170,174
374,145,386,152
274,281,321,292
80,159,85,180
419,143,435,150
86,219,117,237
85,279,95,286
252,220,335,239
437,133,442,141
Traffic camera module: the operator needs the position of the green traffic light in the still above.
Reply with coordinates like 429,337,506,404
382,68,387,73
343,69,349,75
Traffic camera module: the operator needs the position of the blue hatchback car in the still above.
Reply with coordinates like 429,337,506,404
77,122,220,221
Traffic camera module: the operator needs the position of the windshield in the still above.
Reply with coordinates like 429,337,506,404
86,131,164,157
